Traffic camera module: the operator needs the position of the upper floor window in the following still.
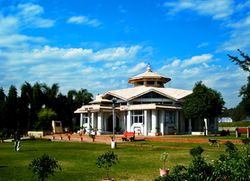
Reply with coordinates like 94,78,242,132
147,81,155,85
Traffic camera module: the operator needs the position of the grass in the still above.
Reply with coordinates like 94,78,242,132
219,120,250,127
0,139,246,181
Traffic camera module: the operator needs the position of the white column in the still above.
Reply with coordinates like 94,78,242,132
80,113,83,128
175,111,179,134
204,118,208,136
87,112,91,131
127,111,131,132
151,110,156,133
188,118,192,134
91,112,94,128
97,112,102,134
144,110,148,136
123,112,126,131
160,110,164,135
103,113,106,131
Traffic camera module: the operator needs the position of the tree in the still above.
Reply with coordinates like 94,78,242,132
228,50,250,117
36,108,57,131
0,81,93,132
66,89,93,130
96,150,118,179
29,154,61,181
0,87,6,130
20,82,33,131
5,85,19,130
228,49,250,72
42,83,59,109
32,82,46,130
183,81,225,121
55,93,69,127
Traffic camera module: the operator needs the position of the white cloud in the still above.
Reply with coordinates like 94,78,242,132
16,3,55,28
219,14,250,51
82,67,94,74
0,3,54,49
128,62,147,73
164,0,234,20
0,16,19,35
182,54,213,67
197,42,209,48
0,34,46,49
67,16,101,27
90,46,141,61
158,54,246,108
17,3,44,16
0,43,144,97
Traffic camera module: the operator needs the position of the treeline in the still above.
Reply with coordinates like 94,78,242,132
0,82,93,136
223,50,250,121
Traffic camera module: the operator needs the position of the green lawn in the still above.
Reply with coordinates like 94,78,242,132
0,140,241,181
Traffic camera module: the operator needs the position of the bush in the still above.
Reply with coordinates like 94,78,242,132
219,121,250,127
29,154,61,181
96,150,118,179
155,143,250,181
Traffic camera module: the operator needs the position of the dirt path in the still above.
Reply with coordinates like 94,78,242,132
44,134,243,145
144,136,243,144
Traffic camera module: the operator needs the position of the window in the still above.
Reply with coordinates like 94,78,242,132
132,110,144,123
82,113,88,124
147,81,154,85
165,111,175,124
136,81,143,86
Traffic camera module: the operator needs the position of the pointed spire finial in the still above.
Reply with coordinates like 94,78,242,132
146,63,152,72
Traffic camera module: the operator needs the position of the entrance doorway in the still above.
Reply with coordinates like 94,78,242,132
107,115,119,132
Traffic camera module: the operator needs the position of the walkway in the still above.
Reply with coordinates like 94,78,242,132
44,134,243,144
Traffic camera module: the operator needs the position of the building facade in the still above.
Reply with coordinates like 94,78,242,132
75,65,193,136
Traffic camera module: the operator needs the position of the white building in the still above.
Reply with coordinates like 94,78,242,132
74,65,193,136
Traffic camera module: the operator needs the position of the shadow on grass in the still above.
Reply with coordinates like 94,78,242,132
0,166,8,168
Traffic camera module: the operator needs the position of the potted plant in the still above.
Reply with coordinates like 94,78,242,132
114,126,121,134
160,152,169,176
155,127,160,136
96,150,118,181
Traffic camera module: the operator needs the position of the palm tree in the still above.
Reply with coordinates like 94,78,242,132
42,83,59,109
0,87,6,130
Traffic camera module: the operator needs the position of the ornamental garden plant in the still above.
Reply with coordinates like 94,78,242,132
29,153,61,181
155,142,250,181
96,150,118,181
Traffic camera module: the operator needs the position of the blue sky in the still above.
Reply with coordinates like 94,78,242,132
0,0,250,108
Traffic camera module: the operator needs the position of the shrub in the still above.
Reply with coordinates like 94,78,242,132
219,121,250,127
29,154,61,181
155,143,250,181
212,142,250,180
160,152,169,169
96,150,118,179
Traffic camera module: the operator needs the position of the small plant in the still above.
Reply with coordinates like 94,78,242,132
160,152,168,170
96,150,118,180
115,126,121,133
88,132,96,142
110,135,115,141
29,154,61,181
190,146,204,157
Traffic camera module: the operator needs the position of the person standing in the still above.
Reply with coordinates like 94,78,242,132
14,130,21,151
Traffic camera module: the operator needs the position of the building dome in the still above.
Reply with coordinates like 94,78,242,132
128,64,171,87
